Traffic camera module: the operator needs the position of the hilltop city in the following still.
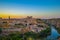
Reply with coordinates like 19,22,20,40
0,16,60,40
0,16,49,35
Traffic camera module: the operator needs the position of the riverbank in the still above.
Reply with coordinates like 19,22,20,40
56,28,60,34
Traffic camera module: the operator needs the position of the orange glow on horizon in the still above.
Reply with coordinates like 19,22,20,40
0,15,27,19
0,13,44,19
0,13,26,19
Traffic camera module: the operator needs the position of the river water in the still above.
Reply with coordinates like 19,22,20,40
46,27,60,40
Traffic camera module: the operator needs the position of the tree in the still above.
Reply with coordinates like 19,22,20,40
0,28,2,34
39,27,51,38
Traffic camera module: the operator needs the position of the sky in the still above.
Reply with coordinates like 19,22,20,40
0,0,60,19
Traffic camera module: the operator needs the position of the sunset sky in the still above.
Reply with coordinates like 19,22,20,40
0,0,60,19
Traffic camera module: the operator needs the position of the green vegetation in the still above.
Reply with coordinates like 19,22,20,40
0,28,2,34
0,27,51,40
57,36,60,40
56,28,60,34
39,27,51,38
0,32,24,40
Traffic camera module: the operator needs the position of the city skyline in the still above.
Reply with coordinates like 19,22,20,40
0,0,60,19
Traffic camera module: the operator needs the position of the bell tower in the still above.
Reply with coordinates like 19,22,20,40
9,16,10,20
